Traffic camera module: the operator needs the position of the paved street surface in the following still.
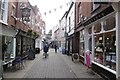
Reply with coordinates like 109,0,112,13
4,49,102,79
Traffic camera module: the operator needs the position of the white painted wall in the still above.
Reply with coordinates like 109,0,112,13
67,3,75,35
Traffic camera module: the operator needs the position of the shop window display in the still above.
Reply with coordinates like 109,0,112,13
93,15,116,71
94,34,104,64
16,36,21,56
79,30,84,57
2,36,14,63
104,31,116,70
94,32,116,70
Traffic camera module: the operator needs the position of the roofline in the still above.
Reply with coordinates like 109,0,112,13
66,2,74,17
60,11,68,21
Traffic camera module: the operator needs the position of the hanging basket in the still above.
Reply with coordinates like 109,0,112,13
27,29,33,35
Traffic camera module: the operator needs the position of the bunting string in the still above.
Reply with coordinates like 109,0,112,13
43,1,73,16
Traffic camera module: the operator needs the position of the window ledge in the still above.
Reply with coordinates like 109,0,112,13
0,20,8,25
92,61,116,75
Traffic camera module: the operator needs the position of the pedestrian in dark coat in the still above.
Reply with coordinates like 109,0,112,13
54,45,57,53
43,44,49,53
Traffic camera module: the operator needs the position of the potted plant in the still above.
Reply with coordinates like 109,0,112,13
32,32,39,38
27,29,33,35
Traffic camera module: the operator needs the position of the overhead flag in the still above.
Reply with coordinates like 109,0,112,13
49,10,51,14
42,1,71,15
54,8,56,12
66,3,69,6
60,5,63,9
44,12,46,16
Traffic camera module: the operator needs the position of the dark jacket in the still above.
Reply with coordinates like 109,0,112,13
43,45,49,53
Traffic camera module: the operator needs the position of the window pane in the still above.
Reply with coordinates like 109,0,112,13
104,31,116,70
88,27,92,34
94,31,116,71
89,37,92,51
0,0,1,9
94,34,103,64
94,22,101,33
2,36,14,62
79,30,84,56
1,0,5,8
1,9,4,20
103,16,115,31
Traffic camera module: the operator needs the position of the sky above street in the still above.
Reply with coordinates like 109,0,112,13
29,0,71,34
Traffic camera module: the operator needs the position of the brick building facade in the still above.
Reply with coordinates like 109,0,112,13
74,1,120,79
1,0,43,73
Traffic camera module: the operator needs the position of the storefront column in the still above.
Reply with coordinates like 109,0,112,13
91,25,95,61
116,10,120,79
84,28,89,64
112,2,120,78
13,38,16,58
84,28,89,50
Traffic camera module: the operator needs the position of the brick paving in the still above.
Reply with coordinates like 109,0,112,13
4,49,102,79
23,49,77,78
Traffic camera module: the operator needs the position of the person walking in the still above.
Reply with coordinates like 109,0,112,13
54,45,58,53
43,44,49,58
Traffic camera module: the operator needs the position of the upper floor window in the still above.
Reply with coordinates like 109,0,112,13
11,3,16,17
78,3,82,23
0,0,8,23
69,17,71,31
0,0,5,20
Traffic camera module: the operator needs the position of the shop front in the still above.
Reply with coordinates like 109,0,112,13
2,24,17,69
79,29,85,63
83,4,120,79
16,29,35,60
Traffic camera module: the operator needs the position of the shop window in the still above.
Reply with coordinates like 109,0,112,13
2,36,14,62
79,30,84,56
88,27,92,34
16,36,21,56
104,31,116,70
94,31,116,71
89,37,92,51
103,16,115,31
94,34,104,64
22,37,30,57
70,40,72,53
94,22,101,33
